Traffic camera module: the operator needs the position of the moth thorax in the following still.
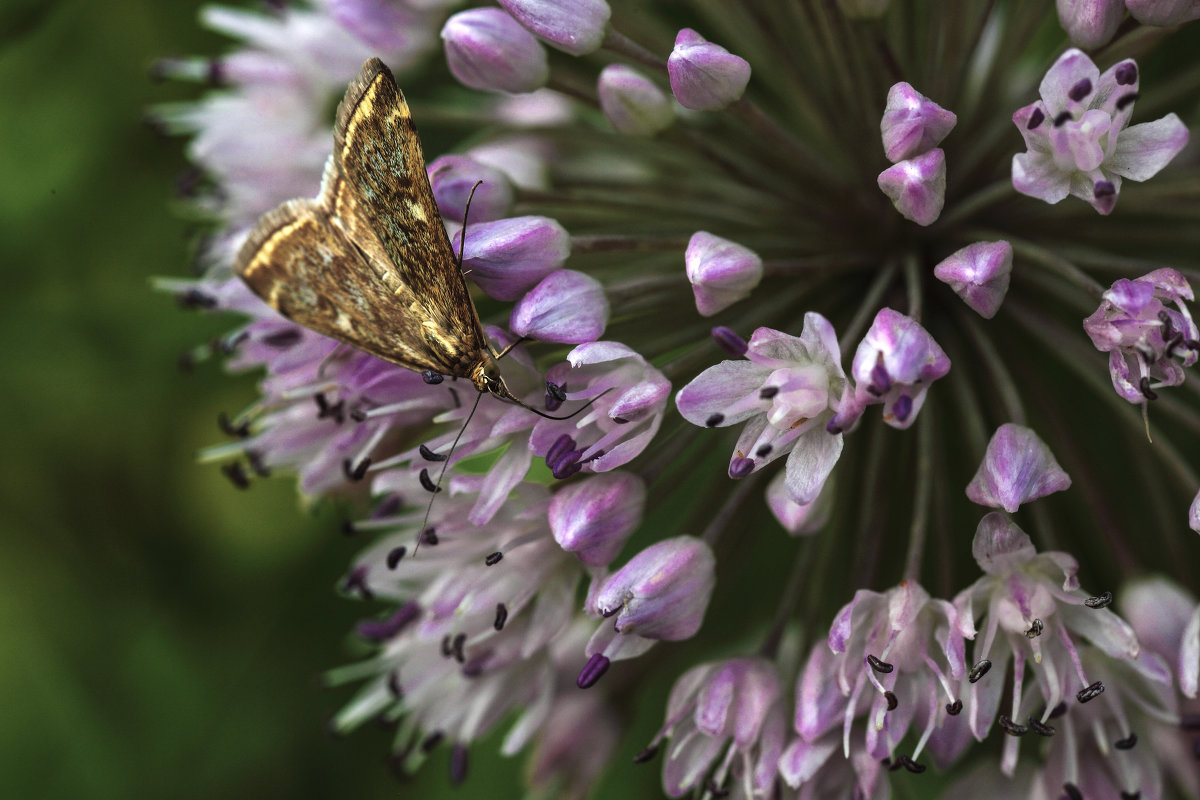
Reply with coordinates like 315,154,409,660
471,358,507,397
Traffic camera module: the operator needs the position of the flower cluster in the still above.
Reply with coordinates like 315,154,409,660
163,1,1200,797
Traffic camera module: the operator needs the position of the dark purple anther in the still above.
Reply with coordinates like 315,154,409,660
341,565,373,600
712,326,748,357
1094,181,1116,199
1068,78,1092,102
418,467,441,493
1077,681,1105,703
1114,732,1138,750
422,369,444,385
386,546,406,569
1084,591,1112,608
968,659,992,683
884,691,898,711
449,743,469,785
633,744,659,763
1063,783,1083,800
494,603,508,630
1116,92,1139,111
262,328,302,348
419,443,447,462
897,755,925,774
356,602,420,642
998,714,1028,736
221,462,250,490
729,456,754,478
755,443,772,457
945,699,963,715
546,433,575,465
866,654,894,673
869,358,891,396
178,288,218,309
759,386,779,400
343,458,370,481
1115,62,1138,86
1026,108,1045,129
1028,717,1055,736
1053,110,1073,127
545,380,567,411
891,394,912,423
485,551,503,566
577,653,611,688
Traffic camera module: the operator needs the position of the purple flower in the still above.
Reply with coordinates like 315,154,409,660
428,154,515,224
651,658,786,797
1127,0,1200,25
1012,49,1190,215
1192,488,1200,533
765,470,832,536
590,535,715,648
877,148,946,226
933,241,1013,319
1083,268,1199,403
685,231,764,316
831,308,950,431
965,423,1072,512
1056,0,1127,48
452,215,569,301
498,0,611,56
676,317,848,504
667,28,751,111
548,471,645,567
441,7,549,94
880,81,956,163
526,691,620,799
597,64,674,136
531,342,670,478
510,269,609,343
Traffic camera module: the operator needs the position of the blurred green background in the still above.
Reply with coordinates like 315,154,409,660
0,1,580,797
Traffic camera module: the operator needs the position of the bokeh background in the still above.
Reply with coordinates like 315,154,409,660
0,1,557,796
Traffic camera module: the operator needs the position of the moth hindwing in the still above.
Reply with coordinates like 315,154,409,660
234,57,492,383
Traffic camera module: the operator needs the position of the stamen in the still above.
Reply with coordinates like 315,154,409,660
356,602,420,642
422,527,439,546
867,654,894,673
441,635,453,657
1063,783,1083,800
1067,78,1093,102
545,381,567,411
221,462,250,489
1114,732,1138,749
419,443,448,462
422,370,444,385
220,331,248,354
1138,376,1158,400
891,394,913,423
462,650,491,678
262,328,302,348
711,326,748,357
869,355,891,395
1026,108,1045,129
418,468,442,493
1094,181,1116,199
449,744,469,786
1076,680,1105,703
494,603,508,631
1049,701,1069,718
1053,110,1073,127
576,653,610,688
341,566,373,600
1115,62,1138,85
1120,791,1141,800
217,412,249,438
945,699,963,715
315,393,345,423
343,457,371,482
485,551,503,566
884,691,898,711
451,633,466,663
729,456,754,478
755,443,773,457
1116,92,1139,111
386,671,402,698
386,546,406,569
1084,591,1112,608
633,745,659,764
896,754,925,774
968,659,992,683
1028,717,1055,736
705,412,725,427
422,731,443,752
998,715,1028,736
177,288,217,309
759,386,779,400
1025,618,1043,638
707,780,730,798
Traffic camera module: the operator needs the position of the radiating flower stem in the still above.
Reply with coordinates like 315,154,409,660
903,410,933,581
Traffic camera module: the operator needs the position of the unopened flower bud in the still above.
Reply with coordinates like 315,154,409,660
597,65,674,136
667,28,751,111
499,0,611,56
442,8,549,94
933,241,1013,319
1126,0,1200,26
1056,0,1126,48
454,215,568,300
685,231,764,316
549,471,646,566
594,536,715,641
880,81,956,162
966,424,1072,513
511,269,609,343
428,155,515,223
877,148,946,226
766,470,832,535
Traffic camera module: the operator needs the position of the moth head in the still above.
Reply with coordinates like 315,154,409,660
471,358,507,398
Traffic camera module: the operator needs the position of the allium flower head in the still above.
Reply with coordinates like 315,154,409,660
165,1,1200,796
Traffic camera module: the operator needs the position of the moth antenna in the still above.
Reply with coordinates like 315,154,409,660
456,180,485,269
498,387,614,421
492,335,531,362
412,389,484,556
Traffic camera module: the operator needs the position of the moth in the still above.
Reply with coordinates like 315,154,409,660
234,57,527,404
